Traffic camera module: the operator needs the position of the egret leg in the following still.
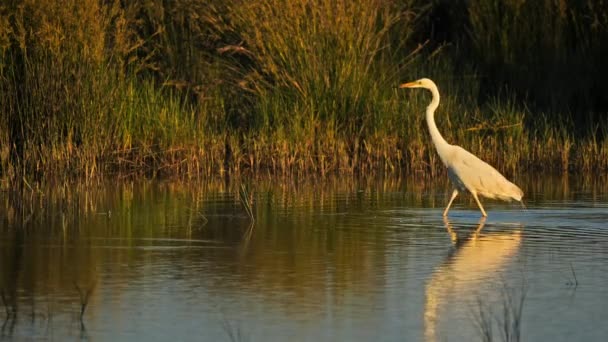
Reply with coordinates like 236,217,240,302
471,192,488,217
443,189,459,217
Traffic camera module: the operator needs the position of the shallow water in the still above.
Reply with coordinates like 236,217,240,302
1,176,608,341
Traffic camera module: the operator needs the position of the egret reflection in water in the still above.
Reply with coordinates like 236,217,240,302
424,217,523,342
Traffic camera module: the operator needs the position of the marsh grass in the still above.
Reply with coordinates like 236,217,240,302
1,0,608,183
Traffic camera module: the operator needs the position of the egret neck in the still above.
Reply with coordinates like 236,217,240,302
425,85,450,162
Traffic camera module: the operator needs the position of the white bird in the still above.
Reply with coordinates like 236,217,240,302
400,78,523,217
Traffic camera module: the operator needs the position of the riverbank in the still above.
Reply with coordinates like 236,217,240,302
1,0,607,183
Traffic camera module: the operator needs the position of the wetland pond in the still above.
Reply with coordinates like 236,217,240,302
1,175,608,341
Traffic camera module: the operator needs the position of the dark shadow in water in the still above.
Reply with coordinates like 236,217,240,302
425,217,523,342
1,315,16,340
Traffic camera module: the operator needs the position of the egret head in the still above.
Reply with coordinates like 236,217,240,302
399,78,436,90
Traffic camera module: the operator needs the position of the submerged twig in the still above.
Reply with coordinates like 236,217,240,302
567,263,578,287
222,317,249,342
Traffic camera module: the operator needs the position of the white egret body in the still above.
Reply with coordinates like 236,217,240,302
400,78,523,217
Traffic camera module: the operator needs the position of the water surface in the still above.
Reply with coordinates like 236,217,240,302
1,176,608,341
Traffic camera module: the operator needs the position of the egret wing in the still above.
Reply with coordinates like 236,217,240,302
446,146,522,201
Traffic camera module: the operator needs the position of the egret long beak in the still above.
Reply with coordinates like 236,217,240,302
399,81,417,88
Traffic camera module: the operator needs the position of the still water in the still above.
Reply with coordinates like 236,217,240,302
1,176,608,341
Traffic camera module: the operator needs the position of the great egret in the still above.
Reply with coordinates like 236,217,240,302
400,78,523,217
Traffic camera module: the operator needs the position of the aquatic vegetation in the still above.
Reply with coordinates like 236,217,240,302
239,184,255,222
222,318,250,342
0,0,607,183
472,281,527,342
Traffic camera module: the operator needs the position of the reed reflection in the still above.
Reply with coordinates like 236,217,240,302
0,225,99,340
424,217,522,342
1,174,603,340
